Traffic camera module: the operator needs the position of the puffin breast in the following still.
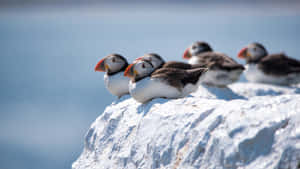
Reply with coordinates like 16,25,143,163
104,72,130,97
129,77,181,103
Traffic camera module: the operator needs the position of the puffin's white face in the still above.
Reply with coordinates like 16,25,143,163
142,55,164,69
238,43,268,63
183,41,212,59
95,54,128,74
105,55,127,73
247,44,267,60
133,60,154,78
189,44,204,56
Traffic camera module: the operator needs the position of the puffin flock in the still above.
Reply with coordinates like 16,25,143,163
95,41,300,103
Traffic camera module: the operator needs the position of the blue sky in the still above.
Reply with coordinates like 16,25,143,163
0,2,300,169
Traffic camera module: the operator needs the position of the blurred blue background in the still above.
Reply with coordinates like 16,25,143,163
0,1,300,169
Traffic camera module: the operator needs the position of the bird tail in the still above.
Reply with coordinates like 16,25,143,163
184,68,208,85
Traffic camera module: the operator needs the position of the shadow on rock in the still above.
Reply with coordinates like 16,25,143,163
137,98,169,116
254,88,284,96
203,85,247,101
112,94,131,104
293,86,300,94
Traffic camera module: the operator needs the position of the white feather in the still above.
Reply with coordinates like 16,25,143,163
188,57,200,65
129,77,201,103
104,72,130,97
202,69,243,87
244,64,300,85
188,56,242,87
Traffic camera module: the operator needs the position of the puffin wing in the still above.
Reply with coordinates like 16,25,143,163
162,61,207,70
183,67,208,85
259,53,300,76
151,68,187,89
162,61,192,69
197,52,244,71
151,67,207,89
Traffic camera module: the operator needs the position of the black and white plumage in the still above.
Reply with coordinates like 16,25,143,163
124,60,207,103
238,42,300,85
183,41,245,87
135,53,166,69
95,54,130,98
135,53,206,71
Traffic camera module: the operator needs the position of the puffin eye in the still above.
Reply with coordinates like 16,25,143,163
253,48,257,51
192,46,197,50
112,58,116,62
142,63,145,68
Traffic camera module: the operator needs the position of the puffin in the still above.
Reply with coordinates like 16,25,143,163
124,59,208,103
238,42,300,85
183,41,245,87
94,54,130,98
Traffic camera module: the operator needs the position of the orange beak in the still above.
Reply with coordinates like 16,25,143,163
124,64,135,77
183,48,191,59
238,47,248,59
94,58,106,72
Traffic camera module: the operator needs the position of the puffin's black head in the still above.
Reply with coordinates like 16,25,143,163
238,42,269,63
183,41,213,59
95,53,129,75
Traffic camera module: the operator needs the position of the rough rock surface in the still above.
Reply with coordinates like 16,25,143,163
73,83,300,169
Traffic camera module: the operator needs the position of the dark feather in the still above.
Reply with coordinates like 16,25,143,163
259,53,300,76
162,61,207,70
195,52,245,71
151,67,207,90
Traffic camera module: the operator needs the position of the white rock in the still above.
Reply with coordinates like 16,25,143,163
73,83,300,169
